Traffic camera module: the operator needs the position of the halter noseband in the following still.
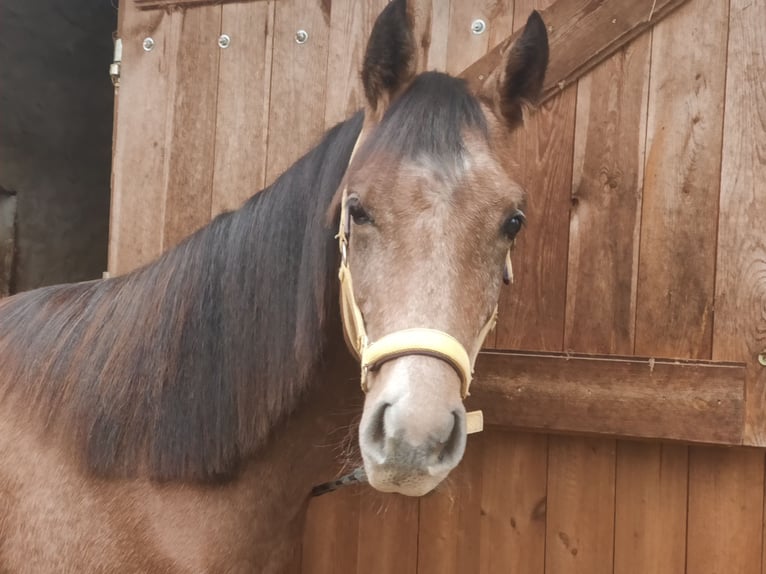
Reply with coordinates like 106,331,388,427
336,134,513,436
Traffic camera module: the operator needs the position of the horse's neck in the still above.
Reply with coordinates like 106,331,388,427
184,348,360,570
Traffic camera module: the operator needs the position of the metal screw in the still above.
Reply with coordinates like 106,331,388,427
471,19,486,35
758,352,766,367
218,34,231,49
142,37,155,52
295,29,309,44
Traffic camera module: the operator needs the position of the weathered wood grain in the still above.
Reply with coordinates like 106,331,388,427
265,0,331,184
444,0,513,76
323,0,388,128
544,436,615,574
355,492,419,574
161,6,222,249
135,0,263,10
492,87,576,351
302,487,363,574
417,435,484,574
109,7,174,274
687,447,764,574
613,441,688,574
460,0,690,104
565,37,650,355
211,1,275,215
635,0,728,361
0,190,16,297
470,351,746,444
713,0,766,446
478,430,547,574
563,32,653,574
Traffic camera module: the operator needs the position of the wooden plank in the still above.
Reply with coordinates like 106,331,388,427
460,0,690,104
565,36,650,355
444,0,514,76
417,434,484,574
470,351,746,444
161,6,222,248
478,430,547,574
109,7,174,274
265,0,331,184
635,0,729,361
563,30,653,574
713,0,766,445
491,84,575,350
323,0,388,129
302,487,363,574
544,436,615,574
0,189,16,297
135,0,262,10
687,447,764,574
613,441,688,574
211,1,275,215
355,492,419,574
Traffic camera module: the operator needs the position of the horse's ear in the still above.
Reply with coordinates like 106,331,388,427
361,0,418,119
480,11,549,128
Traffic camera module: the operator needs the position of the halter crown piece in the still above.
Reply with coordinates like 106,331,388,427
336,133,513,436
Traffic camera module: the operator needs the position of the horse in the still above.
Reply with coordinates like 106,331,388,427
0,1,548,571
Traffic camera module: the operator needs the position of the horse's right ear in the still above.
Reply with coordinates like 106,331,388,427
361,0,418,120
478,11,549,128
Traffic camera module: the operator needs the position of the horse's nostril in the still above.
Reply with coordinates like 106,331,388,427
436,411,464,465
368,402,391,453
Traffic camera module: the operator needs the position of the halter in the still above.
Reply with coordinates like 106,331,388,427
336,133,514,436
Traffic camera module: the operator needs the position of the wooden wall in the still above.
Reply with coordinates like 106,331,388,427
111,0,766,572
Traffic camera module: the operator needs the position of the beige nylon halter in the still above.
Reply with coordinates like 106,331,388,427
336,133,514,436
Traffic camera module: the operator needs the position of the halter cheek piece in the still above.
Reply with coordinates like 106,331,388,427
336,135,515,436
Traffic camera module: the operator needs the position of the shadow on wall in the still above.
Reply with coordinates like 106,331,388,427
0,0,118,293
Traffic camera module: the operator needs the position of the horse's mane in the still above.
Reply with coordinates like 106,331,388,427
0,112,363,483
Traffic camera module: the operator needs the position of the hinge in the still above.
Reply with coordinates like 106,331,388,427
110,37,122,88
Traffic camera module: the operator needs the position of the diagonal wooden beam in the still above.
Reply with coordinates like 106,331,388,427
460,0,690,103
134,0,267,10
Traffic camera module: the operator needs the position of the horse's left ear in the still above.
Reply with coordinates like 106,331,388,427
361,0,418,120
479,11,549,128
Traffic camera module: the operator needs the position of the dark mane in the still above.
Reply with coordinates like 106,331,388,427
359,71,488,165
0,112,363,482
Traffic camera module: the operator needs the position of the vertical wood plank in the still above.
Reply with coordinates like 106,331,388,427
565,37,650,356
211,1,275,215
423,0,450,72
266,0,331,183
634,0,729,361
545,436,615,574
687,448,764,574
444,0,513,76
613,442,688,574
323,0,388,128
713,0,766,446
109,7,173,274
417,434,485,574
479,431,547,574
302,488,363,574
493,0,576,353
161,6,222,249
356,493,419,574
564,27,655,574
0,191,16,297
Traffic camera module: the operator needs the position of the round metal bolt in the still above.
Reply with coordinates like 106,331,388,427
758,352,766,367
218,34,231,49
142,37,155,52
295,29,309,44
471,19,487,35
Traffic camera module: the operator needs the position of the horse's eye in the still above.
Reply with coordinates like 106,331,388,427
348,195,372,225
502,210,526,240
